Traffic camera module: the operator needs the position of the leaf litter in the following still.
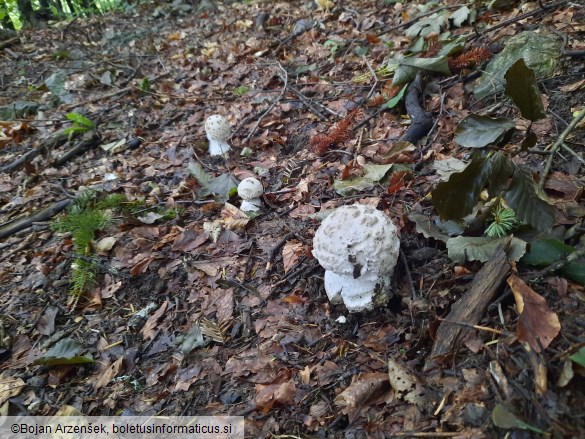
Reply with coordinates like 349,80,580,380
0,0,584,437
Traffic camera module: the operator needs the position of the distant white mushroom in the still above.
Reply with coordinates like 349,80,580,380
238,177,263,212
312,204,400,313
205,114,231,156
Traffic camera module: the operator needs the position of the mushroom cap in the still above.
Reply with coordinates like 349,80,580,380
205,114,230,141
237,177,263,200
312,203,400,281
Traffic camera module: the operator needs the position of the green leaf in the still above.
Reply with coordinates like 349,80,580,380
505,166,554,232
404,13,448,38
66,112,94,128
485,152,516,197
33,338,94,366
492,404,545,434
521,238,573,266
450,6,470,27
560,259,585,285
447,236,526,263
521,238,585,284
521,130,537,151
393,56,451,86
432,157,490,220
187,161,212,187
385,83,408,109
454,115,515,148
504,59,546,122
570,347,585,368
44,70,68,97
333,163,395,195
199,173,240,202
474,31,562,99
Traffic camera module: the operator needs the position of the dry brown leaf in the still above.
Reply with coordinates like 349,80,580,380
507,274,561,352
93,357,124,389
215,288,234,323
36,306,59,336
387,358,426,406
141,300,169,340
221,202,250,230
255,378,297,410
282,240,304,273
334,372,389,408
0,374,25,405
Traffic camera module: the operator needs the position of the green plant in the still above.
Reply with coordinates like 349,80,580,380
63,112,94,137
324,39,340,61
139,77,151,93
52,192,111,295
233,85,249,97
485,202,517,237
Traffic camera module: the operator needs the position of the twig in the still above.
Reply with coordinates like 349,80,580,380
540,109,585,188
287,86,328,121
361,55,379,101
560,143,585,165
243,63,288,143
528,246,585,280
265,232,296,274
0,199,72,240
468,0,568,42
400,250,417,300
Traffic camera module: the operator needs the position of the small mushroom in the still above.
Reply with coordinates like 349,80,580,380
205,114,231,156
312,203,400,313
238,177,263,212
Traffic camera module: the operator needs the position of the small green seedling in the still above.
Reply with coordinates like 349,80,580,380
63,112,94,137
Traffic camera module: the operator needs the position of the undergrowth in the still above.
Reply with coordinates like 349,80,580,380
52,191,146,297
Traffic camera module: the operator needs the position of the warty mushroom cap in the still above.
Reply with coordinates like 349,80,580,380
237,177,263,200
205,114,230,141
312,203,400,312
205,114,231,156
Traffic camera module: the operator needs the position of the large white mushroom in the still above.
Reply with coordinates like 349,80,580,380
204,114,231,156
237,177,263,212
312,204,400,313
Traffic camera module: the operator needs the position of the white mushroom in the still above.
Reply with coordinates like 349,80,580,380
237,177,263,212
204,114,231,156
312,204,400,313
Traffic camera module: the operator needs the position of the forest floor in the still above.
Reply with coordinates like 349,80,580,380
1,0,585,437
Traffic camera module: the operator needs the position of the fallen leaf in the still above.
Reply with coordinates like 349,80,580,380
37,306,59,336
93,357,124,389
387,359,426,405
507,274,561,352
141,301,169,340
282,241,304,273
0,374,25,405
335,372,389,408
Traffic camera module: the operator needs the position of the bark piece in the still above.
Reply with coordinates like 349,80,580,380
424,238,511,371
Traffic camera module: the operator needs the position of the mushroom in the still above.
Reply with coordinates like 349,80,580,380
312,203,400,313
204,114,231,156
237,177,263,212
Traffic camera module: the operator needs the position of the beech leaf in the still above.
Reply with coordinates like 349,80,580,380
507,274,561,353
505,166,554,232
504,59,546,122
454,115,515,148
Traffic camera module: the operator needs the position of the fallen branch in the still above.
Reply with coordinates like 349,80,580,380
540,109,585,189
243,62,288,144
399,73,433,145
52,131,100,167
0,199,72,240
528,246,585,280
424,238,511,372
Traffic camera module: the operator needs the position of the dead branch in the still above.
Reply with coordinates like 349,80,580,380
424,238,511,372
540,109,585,188
399,73,433,145
0,199,72,240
